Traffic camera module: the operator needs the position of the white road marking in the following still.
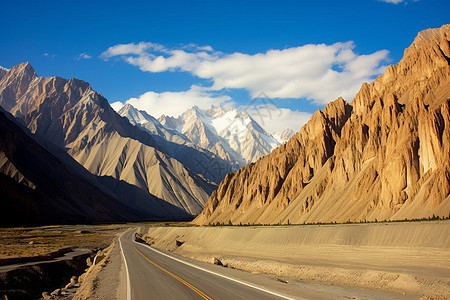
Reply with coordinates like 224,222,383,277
119,231,132,300
131,230,299,300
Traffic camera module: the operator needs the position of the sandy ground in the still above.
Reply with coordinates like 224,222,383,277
142,221,450,299
0,224,130,261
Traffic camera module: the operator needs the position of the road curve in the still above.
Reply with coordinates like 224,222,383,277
119,230,298,300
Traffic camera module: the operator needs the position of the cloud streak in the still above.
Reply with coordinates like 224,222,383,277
102,41,389,104
378,0,418,4
111,85,232,119
76,53,92,60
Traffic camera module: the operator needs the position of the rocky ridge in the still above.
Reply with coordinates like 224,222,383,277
194,24,450,225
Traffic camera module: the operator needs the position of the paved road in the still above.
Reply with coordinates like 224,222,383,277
119,230,297,300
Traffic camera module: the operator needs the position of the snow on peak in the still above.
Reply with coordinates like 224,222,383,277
273,128,295,144
118,103,154,125
118,103,293,166
207,105,226,118
176,105,283,164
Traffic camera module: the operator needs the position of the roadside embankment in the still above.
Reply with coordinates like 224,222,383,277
0,250,91,300
143,221,450,299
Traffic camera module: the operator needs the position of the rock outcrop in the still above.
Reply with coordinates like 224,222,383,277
194,24,450,225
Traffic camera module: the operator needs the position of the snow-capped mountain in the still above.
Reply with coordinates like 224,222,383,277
0,62,218,218
118,103,285,168
119,103,192,146
159,105,281,165
273,128,295,144
118,104,236,181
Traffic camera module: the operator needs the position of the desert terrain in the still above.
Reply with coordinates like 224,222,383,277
0,224,129,262
0,221,448,299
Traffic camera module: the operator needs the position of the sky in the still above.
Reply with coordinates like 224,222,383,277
1,0,449,133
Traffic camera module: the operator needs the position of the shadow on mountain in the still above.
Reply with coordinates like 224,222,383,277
0,108,192,226
98,175,193,221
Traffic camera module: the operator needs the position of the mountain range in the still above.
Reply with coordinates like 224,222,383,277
0,63,219,221
0,62,292,225
117,103,292,170
1,25,449,226
194,24,450,225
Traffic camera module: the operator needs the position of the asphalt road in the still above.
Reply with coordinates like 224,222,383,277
119,230,297,300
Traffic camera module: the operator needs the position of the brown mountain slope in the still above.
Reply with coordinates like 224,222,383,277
0,63,216,217
0,108,148,225
194,24,450,225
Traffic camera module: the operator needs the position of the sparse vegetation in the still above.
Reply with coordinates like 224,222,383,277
207,214,450,227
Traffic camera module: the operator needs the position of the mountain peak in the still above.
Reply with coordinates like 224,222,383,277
207,104,227,118
10,62,36,78
413,24,450,46
194,24,450,226
118,103,155,125
404,24,450,61
0,67,7,81
121,103,137,111
273,128,295,143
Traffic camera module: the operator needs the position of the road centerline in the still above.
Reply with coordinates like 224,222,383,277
123,230,212,300
132,232,297,300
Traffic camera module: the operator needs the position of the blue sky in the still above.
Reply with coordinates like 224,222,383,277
1,0,449,132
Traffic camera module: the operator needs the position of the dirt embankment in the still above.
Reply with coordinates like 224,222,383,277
0,251,91,300
143,221,450,299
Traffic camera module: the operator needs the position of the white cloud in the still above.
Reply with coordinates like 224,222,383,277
43,53,56,58
101,42,168,59
76,53,92,60
110,86,310,134
246,106,312,133
101,41,389,104
111,85,232,118
379,0,404,3
110,101,125,112
378,0,418,4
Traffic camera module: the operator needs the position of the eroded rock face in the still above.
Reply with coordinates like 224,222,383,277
194,24,450,225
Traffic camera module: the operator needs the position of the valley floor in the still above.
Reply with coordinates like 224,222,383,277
141,221,450,299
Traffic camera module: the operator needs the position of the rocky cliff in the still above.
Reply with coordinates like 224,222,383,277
194,25,450,225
